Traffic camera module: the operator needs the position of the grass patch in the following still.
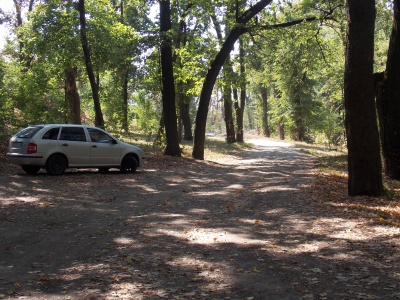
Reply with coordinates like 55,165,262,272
116,131,253,160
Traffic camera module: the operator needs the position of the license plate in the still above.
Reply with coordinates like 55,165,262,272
12,142,22,148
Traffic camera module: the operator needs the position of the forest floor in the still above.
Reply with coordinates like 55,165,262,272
0,137,399,300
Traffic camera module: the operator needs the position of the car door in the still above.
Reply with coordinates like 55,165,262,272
57,126,91,166
87,128,120,166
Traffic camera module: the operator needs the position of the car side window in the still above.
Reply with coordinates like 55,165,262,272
88,128,114,143
42,127,60,140
59,127,87,142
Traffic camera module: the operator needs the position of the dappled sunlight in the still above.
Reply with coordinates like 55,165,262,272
255,186,299,192
114,237,136,245
1,137,399,299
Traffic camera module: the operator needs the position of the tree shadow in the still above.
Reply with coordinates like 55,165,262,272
0,141,399,299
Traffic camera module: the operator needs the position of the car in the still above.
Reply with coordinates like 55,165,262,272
6,124,145,175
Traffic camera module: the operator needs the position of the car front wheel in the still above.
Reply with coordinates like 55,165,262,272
22,166,41,175
46,154,67,175
120,155,138,173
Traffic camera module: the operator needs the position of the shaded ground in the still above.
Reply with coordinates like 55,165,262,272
0,138,399,300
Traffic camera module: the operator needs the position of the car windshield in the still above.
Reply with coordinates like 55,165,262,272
16,126,44,139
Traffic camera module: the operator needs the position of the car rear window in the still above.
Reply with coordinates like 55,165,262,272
16,126,44,139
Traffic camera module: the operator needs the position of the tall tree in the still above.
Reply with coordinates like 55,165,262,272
193,0,273,159
160,0,181,156
210,11,236,143
235,37,246,143
175,3,194,141
375,0,400,179
65,67,81,124
344,0,383,196
78,0,104,128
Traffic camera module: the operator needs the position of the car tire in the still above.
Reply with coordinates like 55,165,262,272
120,155,138,173
22,166,41,175
46,154,67,175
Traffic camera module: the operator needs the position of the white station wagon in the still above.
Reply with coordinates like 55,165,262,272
6,124,145,175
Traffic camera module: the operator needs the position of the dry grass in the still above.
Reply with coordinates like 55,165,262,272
294,143,400,228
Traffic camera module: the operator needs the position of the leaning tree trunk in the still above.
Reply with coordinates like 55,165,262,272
192,0,273,159
376,0,400,179
78,0,104,128
344,0,383,196
160,0,181,156
211,12,236,144
65,67,81,124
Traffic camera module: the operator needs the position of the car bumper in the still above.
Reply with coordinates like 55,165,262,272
6,153,45,166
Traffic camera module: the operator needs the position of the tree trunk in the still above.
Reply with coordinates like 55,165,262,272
223,84,236,143
160,0,181,156
192,0,273,159
120,2,129,132
122,72,129,131
13,0,24,63
65,67,81,124
181,97,193,141
278,118,285,140
261,86,270,137
78,0,104,128
344,0,383,196
176,7,193,141
211,12,236,144
376,0,400,179
235,38,246,143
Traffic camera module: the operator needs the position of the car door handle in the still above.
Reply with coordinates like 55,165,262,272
62,143,68,146
92,145,97,148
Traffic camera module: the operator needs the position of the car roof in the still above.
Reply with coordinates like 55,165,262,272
30,124,97,128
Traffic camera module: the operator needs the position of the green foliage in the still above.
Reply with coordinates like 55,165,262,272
0,0,394,150
132,91,160,136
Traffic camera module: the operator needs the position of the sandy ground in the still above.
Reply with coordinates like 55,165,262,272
0,138,399,300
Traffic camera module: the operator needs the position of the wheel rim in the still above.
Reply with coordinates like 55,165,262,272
121,156,137,173
47,155,66,175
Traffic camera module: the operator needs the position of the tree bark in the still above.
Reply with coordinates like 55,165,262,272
122,72,129,131
223,83,236,143
78,0,104,128
65,67,81,124
192,0,273,159
180,96,193,141
211,12,236,144
344,0,383,196
375,0,400,179
235,37,246,143
261,86,270,137
175,6,193,141
160,0,181,156
278,118,285,140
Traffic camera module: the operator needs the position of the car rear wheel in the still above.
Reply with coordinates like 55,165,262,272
46,154,67,175
22,166,41,175
120,155,138,173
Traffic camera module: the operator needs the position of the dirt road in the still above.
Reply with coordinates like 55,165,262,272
1,138,399,299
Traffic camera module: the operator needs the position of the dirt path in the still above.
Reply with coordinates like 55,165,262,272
0,138,399,300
